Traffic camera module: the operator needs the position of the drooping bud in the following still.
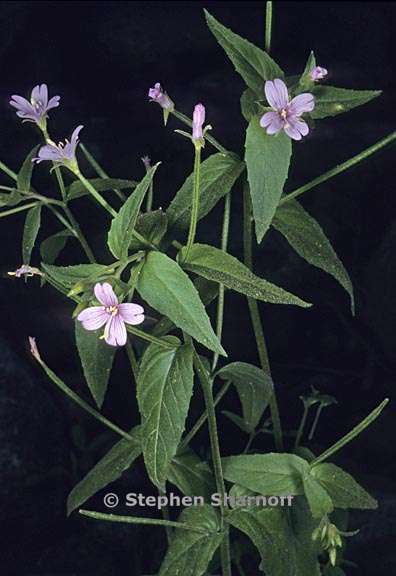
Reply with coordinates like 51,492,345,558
310,66,328,81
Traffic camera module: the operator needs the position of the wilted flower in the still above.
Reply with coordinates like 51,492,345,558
33,125,83,172
310,66,328,81
260,79,315,141
148,83,174,111
10,84,60,130
192,103,205,142
77,282,144,347
141,155,151,170
8,265,42,278
28,336,41,361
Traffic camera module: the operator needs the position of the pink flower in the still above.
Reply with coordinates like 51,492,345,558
77,283,144,347
148,83,174,111
192,103,205,141
310,66,328,81
260,79,315,141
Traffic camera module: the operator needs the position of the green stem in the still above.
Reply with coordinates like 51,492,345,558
310,398,389,467
126,325,176,349
243,431,255,454
79,509,208,533
33,352,134,441
0,159,18,181
243,184,283,451
80,143,126,202
294,404,309,449
54,166,67,201
180,381,231,449
63,204,96,263
171,110,228,154
280,131,396,205
308,404,324,441
183,146,201,261
125,340,139,380
0,201,38,218
159,487,172,544
212,193,231,372
192,350,231,576
76,171,117,217
265,2,273,53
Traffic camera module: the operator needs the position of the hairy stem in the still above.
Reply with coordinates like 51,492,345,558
80,143,126,201
310,398,389,467
171,109,227,154
180,381,231,449
265,2,273,53
280,131,396,205
193,350,231,576
243,184,284,451
212,193,231,371
79,509,208,533
33,352,134,441
183,146,201,261
294,404,309,449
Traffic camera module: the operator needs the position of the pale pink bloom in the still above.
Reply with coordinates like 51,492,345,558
77,283,144,347
310,66,328,81
260,79,315,141
192,103,205,141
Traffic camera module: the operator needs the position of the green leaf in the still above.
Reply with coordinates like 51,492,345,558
137,251,225,356
67,178,137,200
159,505,223,576
137,337,194,490
273,200,354,313
302,51,316,77
179,243,310,308
17,145,39,192
167,152,244,236
22,204,41,264
204,10,283,96
108,164,160,259
311,463,378,510
240,88,260,122
222,410,252,434
40,229,73,264
222,453,309,494
75,321,117,408
311,85,381,119
67,426,142,515
168,448,215,500
0,189,22,207
303,473,334,518
245,117,292,243
228,506,296,576
42,262,110,293
228,498,321,576
129,209,168,252
217,361,273,432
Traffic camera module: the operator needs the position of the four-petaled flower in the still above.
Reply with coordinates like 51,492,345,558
10,84,60,130
148,83,174,111
310,66,328,81
192,103,205,142
260,79,315,141
77,282,145,347
33,125,83,172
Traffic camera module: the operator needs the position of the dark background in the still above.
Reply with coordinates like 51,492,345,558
0,1,395,575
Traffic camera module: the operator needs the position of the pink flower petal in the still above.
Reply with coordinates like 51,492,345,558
94,282,118,307
104,315,127,346
289,93,315,115
260,111,284,135
118,303,145,325
284,122,302,141
264,79,289,111
77,306,109,330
